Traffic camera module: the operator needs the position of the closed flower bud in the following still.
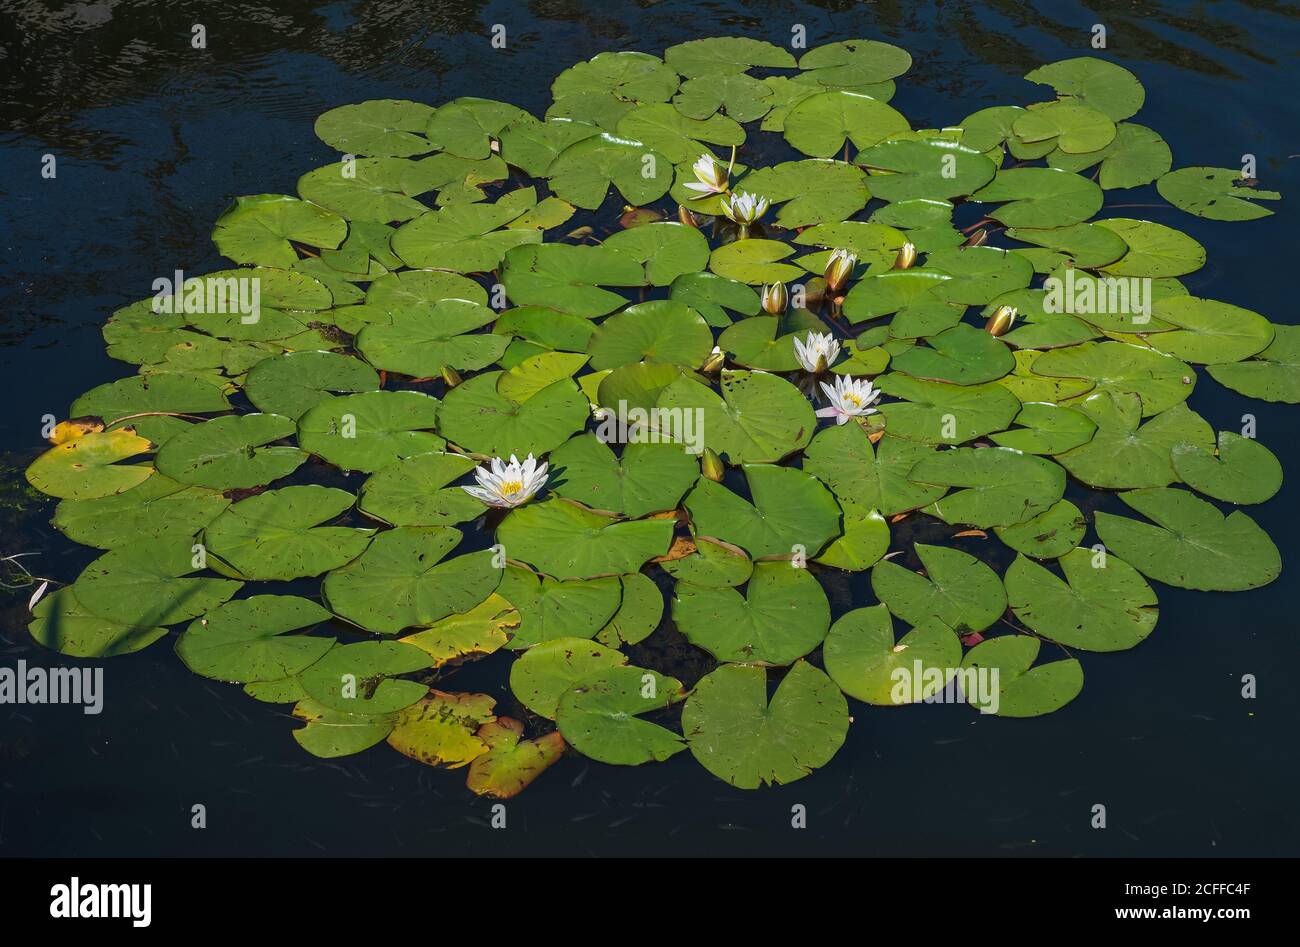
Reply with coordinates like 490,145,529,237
702,345,726,373
985,305,1017,337
823,249,857,293
677,204,699,228
761,282,788,315
893,241,918,270
441,365,463,387
701,447,725,482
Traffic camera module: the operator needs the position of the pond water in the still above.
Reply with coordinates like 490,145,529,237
1,0,1298,856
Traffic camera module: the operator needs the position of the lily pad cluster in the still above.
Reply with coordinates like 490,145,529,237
24,38,1288,796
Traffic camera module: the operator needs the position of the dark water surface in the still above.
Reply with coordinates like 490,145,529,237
2,0,1299,856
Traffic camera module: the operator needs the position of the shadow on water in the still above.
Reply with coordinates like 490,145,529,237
1,0,1298,855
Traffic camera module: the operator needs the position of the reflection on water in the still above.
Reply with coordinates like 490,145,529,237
1,0,1299,856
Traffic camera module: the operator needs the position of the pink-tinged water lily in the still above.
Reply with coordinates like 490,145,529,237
462,454,548,508
815,375,881,425
761,282,788,315
793,331,840,373
684,153,729,195
823,248,857,293
721,190,768,226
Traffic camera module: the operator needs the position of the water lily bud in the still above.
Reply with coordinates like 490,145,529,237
441,365,463,387
677,204,699,228
702,345,726,373
684,153,729,196
721,190,768,227
701,447,725,482
985,305,1017,337
761,282,788,315
823,249,857,294
893,241,918,270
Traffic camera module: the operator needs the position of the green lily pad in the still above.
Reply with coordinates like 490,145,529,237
708,238,803,284
297,390,443,472
297,640,432,715
425,97,529,159
358,451,482,527
910,446,1066,528
438,372,587,457
668,272,760,327
798,39,912,87
682,661,849,789
203,485,373,580
1025,57,1144,120
1031,341,1194,416
366,267,488,309
1056,392,1213,489
990,401,1097,454
587,300,713,371
1006,222,1128,269
315,99,436,156
546,133,672,209
993,499,1087,559
784,90,910,157
814,502,889,571
497,567,622,648
557,665,687,765
718,309,825,371
155,414,305,489
876,374,1023,445
960,635,1083,717
212,194,346,269
615,104,745,163
70,372,231,424
509,637,627,720
1207,325,1300,402
176,595,335,682
1005,549,1157,652
656,370,814,463
601,222,711,286
970,168,1103,228
1146,296,1274,364
549,434,698,517
842,270,954,321
665,37,796,76
245,351,380,420
291,700,396,758
1047,122,1171,189
1012,102,1115,154
28,586,168,658
498,115,602,176
1157,167,1281,221
673,73,773,122
496,499,673,580
596,572,664,647
684,464,841,559
871,543,1006,634
1094,218,1205,278
804,426,947,515
552,51,678,104
1095,487,1281,591
72,538,242,628
390,194,539,271
858,138,997,202
661,536,754,588
322,526,502,632
1170,431,1283,504
357,299,508,375
52,475,229,550
673,562,830,665
823,605,962,705
891,324,1015,384
745,159,871,227
501,243,644,317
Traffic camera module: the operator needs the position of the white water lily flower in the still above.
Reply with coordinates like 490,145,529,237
684,153,729,195
721,190,768,226
793,331,841,373
462,454,548,508
815,375,881,425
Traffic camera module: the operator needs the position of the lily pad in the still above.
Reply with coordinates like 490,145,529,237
673,562,830,665
509,636,627,719
823,605,962,705
993,499,1087,559
386,690,497,766
871,543,1007,634
358,451,483,526
1094,487,1281,591
804,425,947,515
245,351,380,420
960,635,1084,717
682,661,849,789
322,526,501,633
1094,218,1205,278
1056,392,1213,489
72,538,243,629
1170,431,1282,505
970,168,1103,229
546,133,673,209
1207,325,1300,402
357,299,508,375
656,370,814,463
596,572,664,647
28,587,168,658
857,138,997,202
497,567,622,649
156,413,305,489
26,428,154,500
437,372,588,457
549,434,699,517
910,446,1066,528
399,592,519,666
466,719,566,798
497,499,673,580
1157,167,1280,221
1024,57,1144,121
876,374,1023,445
176,595,335,682
315,99,436,156
556,665,687,765
784,91,910,157
684,464,841,559
297,390,443,472
587,300,713,371
501,243,644,317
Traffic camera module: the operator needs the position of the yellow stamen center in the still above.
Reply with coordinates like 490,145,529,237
500,480,523,496
843,393,862,407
